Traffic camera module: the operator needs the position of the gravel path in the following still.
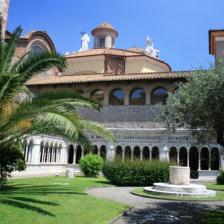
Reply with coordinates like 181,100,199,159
87,186,224,224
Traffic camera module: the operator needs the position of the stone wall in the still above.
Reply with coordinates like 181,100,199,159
78,105,160,123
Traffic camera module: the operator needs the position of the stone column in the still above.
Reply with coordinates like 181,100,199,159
177,149,180,166
122,148,125,162
149,149,152,160
160,145,169,161
208,148,211,170
187,149,190,167
198,148,201,171
106,144,116,161
73,147,77,164
131,148,134,161
81,147,84,158
30,143,41,164
124,90,129,105
140,148,143,161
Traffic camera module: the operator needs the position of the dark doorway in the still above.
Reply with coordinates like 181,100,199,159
189,147,199,171
76,145,82,164
68,145,74,164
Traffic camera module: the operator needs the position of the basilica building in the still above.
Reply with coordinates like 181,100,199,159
11,22,224,178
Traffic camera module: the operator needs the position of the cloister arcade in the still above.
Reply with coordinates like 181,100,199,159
66,144,220,171
73,86,170,106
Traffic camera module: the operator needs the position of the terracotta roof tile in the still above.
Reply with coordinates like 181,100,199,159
26,71,189,86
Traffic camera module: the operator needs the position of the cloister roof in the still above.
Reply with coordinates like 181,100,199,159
26,71,189,86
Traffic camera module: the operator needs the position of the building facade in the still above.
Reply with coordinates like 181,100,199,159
10,22,224,178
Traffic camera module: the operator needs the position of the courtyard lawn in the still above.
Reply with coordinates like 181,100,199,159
131,187,224,201
207,183,224,191
0,176,128,224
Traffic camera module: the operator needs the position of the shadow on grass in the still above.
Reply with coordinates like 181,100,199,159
0,198,55,216
0,181,86,217
0,184,86,196
120,202,224,224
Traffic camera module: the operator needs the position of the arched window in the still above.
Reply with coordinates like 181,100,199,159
116,145,122,160
129,88,146,105
151,87,168,105
169,147,177,163
152,147,159,159
179,147,187,166
91,90,104,104
143,146,150,160
109,89,125,105
31,45,45,54
124,146,131,161
133,146,140,160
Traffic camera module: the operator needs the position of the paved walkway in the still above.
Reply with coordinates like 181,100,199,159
87,186,224,224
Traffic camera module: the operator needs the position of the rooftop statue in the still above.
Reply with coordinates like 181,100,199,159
78,33,90,52
145,36,159,58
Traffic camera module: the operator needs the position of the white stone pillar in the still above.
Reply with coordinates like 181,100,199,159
149,149,152,160
177,149,180,166
198,148,201,171
187,149,190,167
208,148,211,171
160,145,169,161
73,147,77,164
140,149,143,161
107,144,115,161
122,148,125,162
30,143,41,164
124,90,129,105
131,148,134,161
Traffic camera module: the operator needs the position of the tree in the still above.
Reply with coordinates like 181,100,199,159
0,25,114,176
161,60,224,147
0,143,26,189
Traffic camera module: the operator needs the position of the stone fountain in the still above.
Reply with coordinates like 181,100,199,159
144,166,216,197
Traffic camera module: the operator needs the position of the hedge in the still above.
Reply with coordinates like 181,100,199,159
102,159,170,186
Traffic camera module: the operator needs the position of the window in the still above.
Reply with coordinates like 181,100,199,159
91,90,104,104
151,87,168,105
31,45,44,53
109,89,125,105
130,88,146,105
98,37,105,48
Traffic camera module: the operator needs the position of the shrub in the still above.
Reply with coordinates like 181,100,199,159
0,143,26,189
102,159,170,186
217,171,224,184
80,154,104,177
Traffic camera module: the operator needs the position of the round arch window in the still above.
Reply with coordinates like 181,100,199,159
130,88,146,105
109,89,125,105
151,87,168,105
31,45,45,54
91,90,104,104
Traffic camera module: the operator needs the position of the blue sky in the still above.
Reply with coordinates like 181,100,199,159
7,0,223,71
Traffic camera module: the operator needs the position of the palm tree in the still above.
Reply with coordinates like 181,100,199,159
0,25,114,151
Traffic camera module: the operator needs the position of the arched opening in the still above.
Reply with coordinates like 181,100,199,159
151,87,168,105
116,145,122,160
200,147,209,170
124,146,131,161
76,145,82,164
211,148,219,170
169,147,177,163
152,147,159,159
129,88,146,105
39,142,44,163
133,146,140,160
189,147,199,171
109,89,125,105
44,143,49,163
91,90,104,104
179,147,187,166
68,145,74,164
100,145,106,160
143,146,150,160
92,145,98,154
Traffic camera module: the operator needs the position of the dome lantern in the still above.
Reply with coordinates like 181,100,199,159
91,22,118,49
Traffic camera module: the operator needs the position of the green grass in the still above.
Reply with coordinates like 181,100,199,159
207,183,224,191
199,210,224,224
131,187,224,201
0,176,128,224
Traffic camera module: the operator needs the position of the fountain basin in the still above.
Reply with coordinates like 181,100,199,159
144,183,216,197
